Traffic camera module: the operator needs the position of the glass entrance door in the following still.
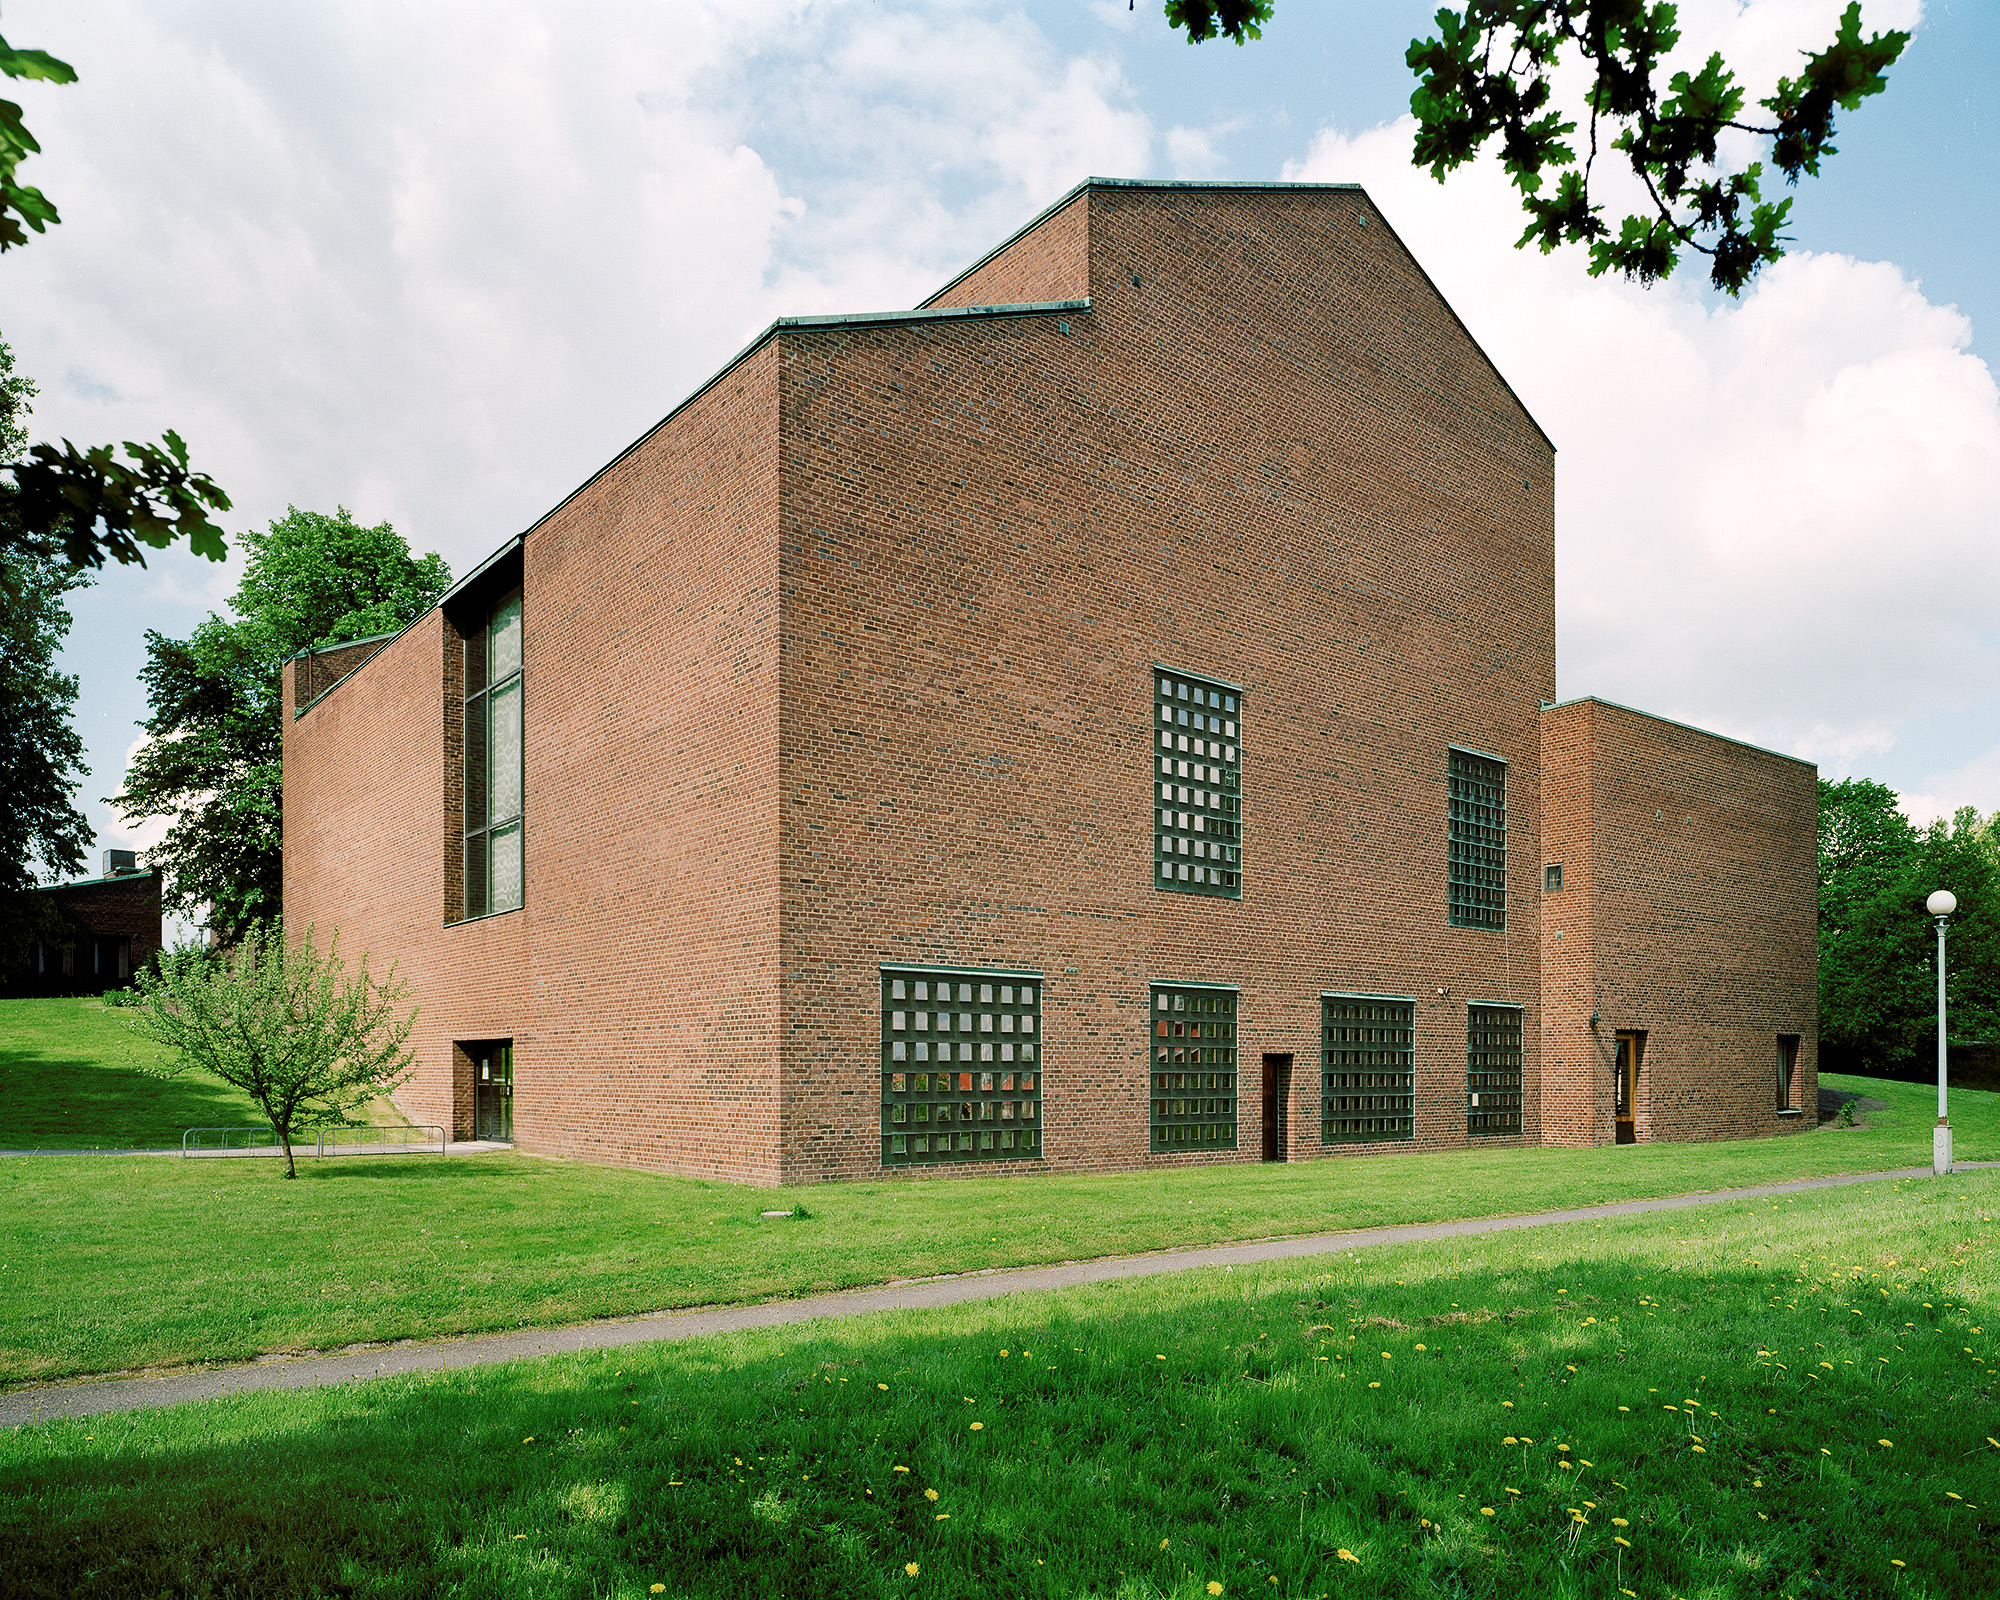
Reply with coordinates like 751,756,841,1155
475,1044,513,1142
1614,1032,1641,1145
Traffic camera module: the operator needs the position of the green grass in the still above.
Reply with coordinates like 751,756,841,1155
3,1172,1994,1598
2,1066,1995,1387
0,997,272,1148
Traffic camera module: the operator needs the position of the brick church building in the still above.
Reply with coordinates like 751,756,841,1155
283,178,1817,1185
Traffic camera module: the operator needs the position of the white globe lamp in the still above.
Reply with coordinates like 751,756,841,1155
1929,889,1956,1175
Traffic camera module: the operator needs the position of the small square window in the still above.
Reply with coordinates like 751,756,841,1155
1544,863,1563,893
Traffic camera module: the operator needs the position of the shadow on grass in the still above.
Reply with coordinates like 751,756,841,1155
2,1241,1992,1600
0,1050,260,1149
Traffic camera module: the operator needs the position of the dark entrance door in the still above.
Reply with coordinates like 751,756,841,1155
1261,1054,1291,1161
1614,1032,1641,1144
475,1043,514,1142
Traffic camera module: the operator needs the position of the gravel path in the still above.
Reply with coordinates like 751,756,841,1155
4,1161,1988,1428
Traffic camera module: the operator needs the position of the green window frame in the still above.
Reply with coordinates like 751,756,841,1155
1447,747,1506,929
1321,994,1415,1143
1149,984,1237,1151
1467,1003,1524,1135
464,587,524,919
1154,669,1242,898
881,967,1042,1167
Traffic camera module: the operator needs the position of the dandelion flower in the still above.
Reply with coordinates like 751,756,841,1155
1480,1507,1495,1516
1207,1583,1225,1595
1505,1488,1521,1496
1618,1406,1630,1412
651,1587,666,1595
1820,1448,1833,1456
522,1437,535,1444
906,1562,921,1577
1502,1401,1514,1408
1337,1549,1360,1564
1691,1445,1706,1453
1503,1437,1519,1445
1879,1439,1894,1449
513,1534,527,1541
925,1488,939,1502
935,1513,949,1521
1381,1352,1392,1359
1614,1536,1632,1548
878,1383,890,1390
1415,1344,1427,1351
1891,1560,1906,1568
893,1465,910,1473
969,1422,984,1431
1611,1517,1628,1527
1368,1381,1382,1389
1161,1538,1171,1549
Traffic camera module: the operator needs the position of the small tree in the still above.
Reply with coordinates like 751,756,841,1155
127,922,417,1178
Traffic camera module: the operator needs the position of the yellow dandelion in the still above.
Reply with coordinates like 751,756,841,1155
1891,1559,1906,1568
1503,1436,1519,1445
935,1513,949,1521
522,1437,535,1444
1480,1506,1495,1516
906,1561,921,1577
1161,1538,1171,1549
878,1382,890,1390
1337,1549,1360,1564
1566,1364,1577,1373
1878,1439,1894,1449
1502,1400,1514,1408
1618,1406,1630,1412
1820,1448,1833,1456
893,1465,910,1473
1415,1344,1427,1351
925,1488,939,1501
1947,1492,1963,1501
1558,1444,1571,1453
1208,1584,1225,1596
969,1422,984,1431
1000,1350,1008,1357
1157,1354,1167,1361
512,1534,527,1541
651,1587,666,1595
1611,1517,1628,1527
1691,1445,1707,1453
1368,1380,1382,1389
1505,1488,1521,1496
1614,1536,1632,1548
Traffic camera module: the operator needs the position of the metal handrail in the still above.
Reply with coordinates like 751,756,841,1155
181,1125,446,1158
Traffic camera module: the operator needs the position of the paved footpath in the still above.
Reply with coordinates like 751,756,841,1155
4,1162,1989,1428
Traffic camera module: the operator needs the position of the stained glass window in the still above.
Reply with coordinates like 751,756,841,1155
1154,670,1241,898
1149,985,1237,1151
1321,995,1415,1143
1467,1004,1524,1135
881,969,1042,1166
1447,748,1506,929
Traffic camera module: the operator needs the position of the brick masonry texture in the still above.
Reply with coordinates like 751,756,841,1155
283,178,1813,1187
12,872,163,995
1539,698,1818,1145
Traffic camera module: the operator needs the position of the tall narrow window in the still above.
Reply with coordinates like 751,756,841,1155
881,968,1042,1166
1777,1035,1800,1110
464,588,524,917
1321,995,1415,1143
1153,670,1242,897
1448,748,1506,928
1467,1004,1523,1135
1149,985,1238,1150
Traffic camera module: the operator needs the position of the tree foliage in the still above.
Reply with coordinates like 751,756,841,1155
0,34,231,572
1168,1,1909,294
0,335,91,977
125,922,418,1178
113,508,450,943
1818,779,2000,1076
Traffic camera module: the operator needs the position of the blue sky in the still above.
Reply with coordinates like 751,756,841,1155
7,0,1996,917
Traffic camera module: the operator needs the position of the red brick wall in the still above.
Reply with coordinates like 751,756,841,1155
294,635,395,708
1538,698,1818,1145
923,190,1090,309
776,183,1555,1182
35,874,162,991
285,345,783,1180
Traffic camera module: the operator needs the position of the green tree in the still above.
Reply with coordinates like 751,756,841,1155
0,335,90,977
113,509,450,943
1167,1,1908,294
1,34,230,571
126,922,418,1178
1818,778,2000,1074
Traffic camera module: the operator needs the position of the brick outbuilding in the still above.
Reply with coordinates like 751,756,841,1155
283,178,1816,1184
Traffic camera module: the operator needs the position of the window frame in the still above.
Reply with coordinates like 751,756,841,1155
1151,667,1243,900
461,586,525,921
1466,1001,1525,1136
1320,992,1416,1144
880,965,1044,1168
1148,982,1239,1152
1447,746,1508,929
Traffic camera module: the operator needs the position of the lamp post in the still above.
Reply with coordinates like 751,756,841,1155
1927,888,1957,1176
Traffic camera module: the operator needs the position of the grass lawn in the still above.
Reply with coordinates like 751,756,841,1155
1,1057,1994,1387
2,1171,1993,1598
0,997,411,1151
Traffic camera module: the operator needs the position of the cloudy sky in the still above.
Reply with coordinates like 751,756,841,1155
7,0,1996,894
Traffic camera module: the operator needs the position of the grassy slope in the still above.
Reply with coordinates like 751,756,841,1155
3,1065,1995,1386
2,1172,1993,1599
0,998,271,1148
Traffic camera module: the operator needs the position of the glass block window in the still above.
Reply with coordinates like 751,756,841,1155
1321,995,1415,1143
464,588,524,918
1467,1004,1524,1135
1447,748,1506,929
1154,670,1241,898
1149,985,1237,1151
881,969,1042,1167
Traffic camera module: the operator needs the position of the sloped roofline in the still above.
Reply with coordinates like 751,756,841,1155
923,175,1554,455
1545,695,1818,770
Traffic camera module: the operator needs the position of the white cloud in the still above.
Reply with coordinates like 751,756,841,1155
1900,744,2000,828
1285,107,2000,810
